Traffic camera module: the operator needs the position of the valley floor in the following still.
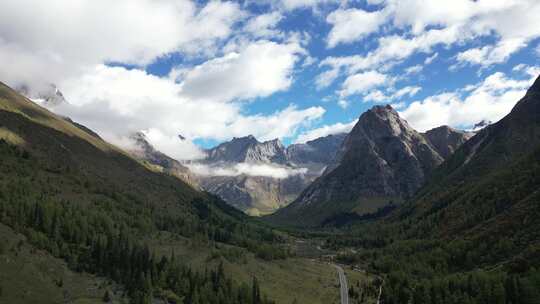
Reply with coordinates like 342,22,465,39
145,232,377,304
0,224,378,304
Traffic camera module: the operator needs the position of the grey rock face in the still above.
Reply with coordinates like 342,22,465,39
128,132,198,187
205,136,288,164
195,133,346,215
198,174,313,216
271,105,472,226
328,105,443,198
423,126,474,159
286,133,347,165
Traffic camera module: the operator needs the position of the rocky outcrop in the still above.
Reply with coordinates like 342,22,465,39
205,136,287,164
286,133,347,165
423,126,474,159
128,132,198,187
198,174,312,216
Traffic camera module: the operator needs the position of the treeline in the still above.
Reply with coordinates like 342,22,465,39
0,139,279,303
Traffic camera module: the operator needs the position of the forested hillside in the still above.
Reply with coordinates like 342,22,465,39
0,82,287,303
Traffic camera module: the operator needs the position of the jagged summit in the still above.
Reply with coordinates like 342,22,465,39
127,131,197,187
231,134,258,142
287,133,347,165
423,126,474,159
370,104,395,113
204,135,287,164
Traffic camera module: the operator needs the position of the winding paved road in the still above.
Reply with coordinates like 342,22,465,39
334,265,349,304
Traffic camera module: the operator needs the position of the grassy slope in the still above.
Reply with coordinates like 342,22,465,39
0,82,202,217
0,223,125,304
146,232,343,304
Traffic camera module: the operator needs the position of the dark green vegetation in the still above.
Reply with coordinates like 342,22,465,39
0,82,289,303
0,222,120,303
323,76,540,303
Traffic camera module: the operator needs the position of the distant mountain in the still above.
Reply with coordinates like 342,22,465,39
190,134,346,215
128,132,198,187
17,83,68,108
423,126,474,159
197,174,311,216
270,105,471,227
204,135,288,164
287,133,347,165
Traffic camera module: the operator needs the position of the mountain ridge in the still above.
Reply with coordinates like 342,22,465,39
192,132,347,215
269,104,472,227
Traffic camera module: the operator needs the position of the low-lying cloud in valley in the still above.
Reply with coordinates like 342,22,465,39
188,163,308,179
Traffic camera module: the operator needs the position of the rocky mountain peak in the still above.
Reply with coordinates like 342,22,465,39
244,138,287,164
271,106,449,226
19,83,68,108
356,104,412,139
196,132,346,215
370,104,396,114
230,135,259,145
127,131,197,187
423,126,474,159
287,133,347,165
129,132,155,154
204,135,287,164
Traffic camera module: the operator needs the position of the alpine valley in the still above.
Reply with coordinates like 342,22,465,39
2,1,540,304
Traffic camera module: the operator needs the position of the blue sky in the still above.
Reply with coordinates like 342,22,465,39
1,0,539,158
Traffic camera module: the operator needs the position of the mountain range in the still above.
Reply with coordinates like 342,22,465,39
191,133,347,215
11,83,480,222
3,73,540,304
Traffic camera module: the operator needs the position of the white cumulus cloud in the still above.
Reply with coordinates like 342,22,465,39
326,8,388,47
0,0,245,90
399,68,538,132
244,12,283,38
54,64,325,160
340,71,390,97
177,40,305,102
188,163,308,179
